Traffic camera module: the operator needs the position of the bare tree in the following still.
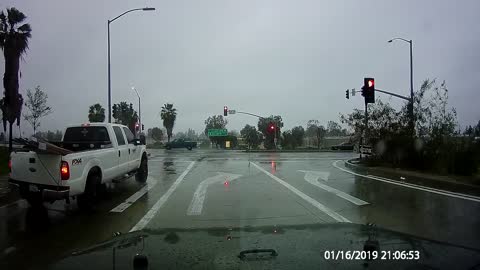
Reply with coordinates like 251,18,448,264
24,86,52,135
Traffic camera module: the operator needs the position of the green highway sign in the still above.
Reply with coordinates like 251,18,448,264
208,129,228,137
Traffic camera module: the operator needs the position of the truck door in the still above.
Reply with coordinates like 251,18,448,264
122,127,141,172
112,126,129,174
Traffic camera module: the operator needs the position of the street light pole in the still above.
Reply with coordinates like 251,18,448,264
132,87,141,136
388,37,414,135
409,40,414,135
107,22,111,123
107,7,155,123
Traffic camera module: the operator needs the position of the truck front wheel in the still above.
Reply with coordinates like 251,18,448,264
78,174,101,211
135,155,148,183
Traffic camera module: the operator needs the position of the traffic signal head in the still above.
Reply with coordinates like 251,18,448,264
224,106,228,116
142,124,145,131
267,122,275,133
362,77,375,103
346,89,349,99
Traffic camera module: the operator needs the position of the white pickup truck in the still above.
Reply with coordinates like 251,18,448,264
8,123,148,209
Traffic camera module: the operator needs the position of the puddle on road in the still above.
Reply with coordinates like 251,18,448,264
163,161,177,175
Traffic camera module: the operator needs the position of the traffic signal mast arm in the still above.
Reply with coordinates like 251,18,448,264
374,88,412,102
235,111,265,119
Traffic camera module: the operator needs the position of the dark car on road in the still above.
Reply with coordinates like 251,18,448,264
165,138,197,150
331,142,354,151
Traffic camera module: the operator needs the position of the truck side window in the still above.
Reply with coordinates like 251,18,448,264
113,126,126,146
122,127,135,143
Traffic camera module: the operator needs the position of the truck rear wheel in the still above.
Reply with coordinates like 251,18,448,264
135,155,148,183
78,174,101,211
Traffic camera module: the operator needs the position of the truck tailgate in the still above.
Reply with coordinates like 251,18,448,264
10,151,63,186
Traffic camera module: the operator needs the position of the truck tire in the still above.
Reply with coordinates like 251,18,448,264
78,174,101,211
187,146,192,151
135,155,148,183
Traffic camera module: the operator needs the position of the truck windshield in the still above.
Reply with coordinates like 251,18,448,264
63,127,110,142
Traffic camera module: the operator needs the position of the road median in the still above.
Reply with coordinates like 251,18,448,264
345,159,480,197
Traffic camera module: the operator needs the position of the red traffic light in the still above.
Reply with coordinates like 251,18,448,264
224,106,228,116
267,122,275,133
367,79,374,88
363,77,375,103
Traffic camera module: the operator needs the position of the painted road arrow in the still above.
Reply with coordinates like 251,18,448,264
297,170,369,206
187,172,242,215
298,170,330,182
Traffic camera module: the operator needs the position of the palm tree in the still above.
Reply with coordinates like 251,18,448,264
0,8,31,153
160,103,177,142
88,103,106,122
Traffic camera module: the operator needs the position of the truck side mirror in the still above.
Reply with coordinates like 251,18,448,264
139,135,146,145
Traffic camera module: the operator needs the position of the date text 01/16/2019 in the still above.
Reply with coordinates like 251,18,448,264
323,250,420,261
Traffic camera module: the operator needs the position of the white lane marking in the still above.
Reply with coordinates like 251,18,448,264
130,161,196,232
298,170,369,206
187,172,242,215
333,160,480,203
110,177,158,213
251,162,350,223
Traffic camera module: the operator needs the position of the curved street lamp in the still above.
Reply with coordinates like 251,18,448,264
108,7,155,123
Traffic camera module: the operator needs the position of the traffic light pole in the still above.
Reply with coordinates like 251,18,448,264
364,100,368,155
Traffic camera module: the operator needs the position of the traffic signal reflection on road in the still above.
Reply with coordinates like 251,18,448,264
362,77,375,103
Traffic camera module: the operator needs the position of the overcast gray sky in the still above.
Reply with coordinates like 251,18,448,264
2,0,480,136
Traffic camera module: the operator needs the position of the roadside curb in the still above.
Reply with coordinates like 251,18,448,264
344,159,480,197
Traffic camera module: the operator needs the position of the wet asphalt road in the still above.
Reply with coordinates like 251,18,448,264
1,149,480,269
